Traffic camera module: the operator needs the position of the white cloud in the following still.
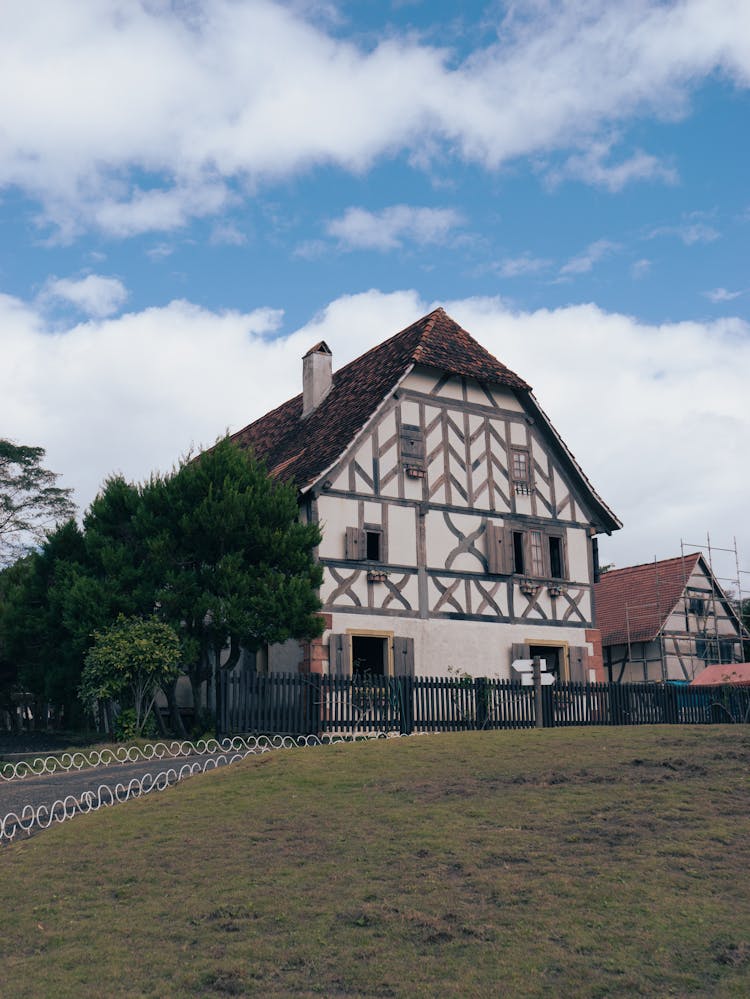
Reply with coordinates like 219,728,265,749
326,205,464,251
210,221,247,246
41,274,128,317
631,258,651,279
1,286,749,573
648,219,721,245
704,287,743,303
1,0,749,235
549,141,678,191
495,253,552,278
560,239,619,276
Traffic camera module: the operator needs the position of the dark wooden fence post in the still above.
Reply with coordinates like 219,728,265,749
306,673,322,737
398,676,414,734
533,656,544,728
475,678,488,730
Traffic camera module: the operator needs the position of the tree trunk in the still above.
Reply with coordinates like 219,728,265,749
162,676,188,739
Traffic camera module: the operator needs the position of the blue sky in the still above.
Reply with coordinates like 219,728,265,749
1,0,749,583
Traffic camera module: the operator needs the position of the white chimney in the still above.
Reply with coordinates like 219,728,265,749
302,341,333,418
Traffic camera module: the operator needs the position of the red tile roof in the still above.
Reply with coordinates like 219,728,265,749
691,662,750,686
230,308,529,490
230,307,620,532
594,554,701,645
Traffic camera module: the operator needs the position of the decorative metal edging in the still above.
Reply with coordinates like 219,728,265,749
0,734,345,782
0,733,414,843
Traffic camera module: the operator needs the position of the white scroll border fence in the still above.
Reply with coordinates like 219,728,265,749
0,733,344,782
0,733,415,843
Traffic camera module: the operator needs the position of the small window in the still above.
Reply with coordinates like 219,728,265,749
529,530,545,576
688,596,706,616
511,448,530,482
512,531,525,574
549,536,563,579
366,530,382,561
400,424,425,469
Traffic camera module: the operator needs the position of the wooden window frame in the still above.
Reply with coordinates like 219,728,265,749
523,639,571,682
510,446,533,496
490,520,568,580
346,629,395,677
345,523,388,563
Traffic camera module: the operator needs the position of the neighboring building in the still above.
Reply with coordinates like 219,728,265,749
594,554,747,683
691,662,750,686
233,308,621,681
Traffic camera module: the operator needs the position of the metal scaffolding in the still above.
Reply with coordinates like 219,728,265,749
622,535,749,683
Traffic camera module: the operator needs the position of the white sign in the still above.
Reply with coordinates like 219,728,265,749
511,658,547,673
520,673,555,686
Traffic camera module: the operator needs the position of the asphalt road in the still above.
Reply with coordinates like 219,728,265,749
0,750,251,841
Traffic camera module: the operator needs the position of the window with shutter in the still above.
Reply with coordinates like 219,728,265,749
345,526,365,560
486,523,504,574
393,636,415,677
400,424,426,474
501,521,568,580
329,634,352,676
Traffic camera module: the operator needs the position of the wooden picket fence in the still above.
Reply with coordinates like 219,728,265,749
216,671,750,737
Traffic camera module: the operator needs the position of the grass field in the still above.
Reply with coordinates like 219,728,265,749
1,726,749,998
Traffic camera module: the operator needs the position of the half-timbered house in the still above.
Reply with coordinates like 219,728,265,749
594,553,747,682
233,308,621,681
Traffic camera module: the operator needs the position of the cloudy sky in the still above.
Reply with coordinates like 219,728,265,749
1,0,749,584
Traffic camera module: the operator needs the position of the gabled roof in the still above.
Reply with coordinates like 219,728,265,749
230,307,619,531
231,308,527,490
594,554,702,645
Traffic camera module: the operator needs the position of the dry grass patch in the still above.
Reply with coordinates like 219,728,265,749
1,726,749,997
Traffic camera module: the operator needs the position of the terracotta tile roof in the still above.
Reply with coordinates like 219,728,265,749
691,662,750,686
594,553,701,646
230,308,529,490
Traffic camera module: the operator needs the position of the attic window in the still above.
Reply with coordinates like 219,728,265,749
345,525,386,563
400,424,425,473
511,447,532,495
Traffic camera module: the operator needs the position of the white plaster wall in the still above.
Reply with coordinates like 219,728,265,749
328,612,595,679
490,385,524,412
316,495,358,559
400,399,420,425
388,504,418,566
566,527,591,582
509,422,527,446
401,368,440,395
425,510,485,572
320,566,370,607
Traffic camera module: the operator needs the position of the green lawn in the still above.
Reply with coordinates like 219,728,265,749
1,726,749,998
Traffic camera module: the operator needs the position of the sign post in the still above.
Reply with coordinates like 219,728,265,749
533,655,544,729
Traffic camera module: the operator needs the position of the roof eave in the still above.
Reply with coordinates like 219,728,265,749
299,362,418,496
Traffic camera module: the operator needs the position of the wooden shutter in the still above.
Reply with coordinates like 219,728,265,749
568,646,589,683
400,424,425,467
504,526,517,574
393,636,415,677
486,523,504,574
345,526,364,560
330,634,352,676
511,643,530,669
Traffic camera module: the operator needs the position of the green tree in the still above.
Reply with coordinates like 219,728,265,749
0,521,88,728
0,439,76,567
80,616,181,736
147,439,324,716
